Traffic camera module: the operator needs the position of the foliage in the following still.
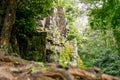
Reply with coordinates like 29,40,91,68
76,0,120,76
19,0,53,17
67,25,82,47
88,0,120,53
67,26,79,40
80,0,101,3
93,51,120,77
78,27,119,76
78,0,120,76
15,0,54,34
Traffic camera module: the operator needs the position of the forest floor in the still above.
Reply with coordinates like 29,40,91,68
0,51,119,80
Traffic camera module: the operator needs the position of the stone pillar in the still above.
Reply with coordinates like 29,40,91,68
44,7,67,62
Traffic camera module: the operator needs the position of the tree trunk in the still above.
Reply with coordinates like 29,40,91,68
0,0,18,49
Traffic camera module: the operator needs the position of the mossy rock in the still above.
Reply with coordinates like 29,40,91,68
18,32,47,62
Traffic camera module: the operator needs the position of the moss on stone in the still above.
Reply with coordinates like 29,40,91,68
17,31,47,62
59,43,71,65
59,42,85,69
77,56,86,69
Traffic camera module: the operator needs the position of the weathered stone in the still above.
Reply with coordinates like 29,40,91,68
69,39,78,67
40,7,67,62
